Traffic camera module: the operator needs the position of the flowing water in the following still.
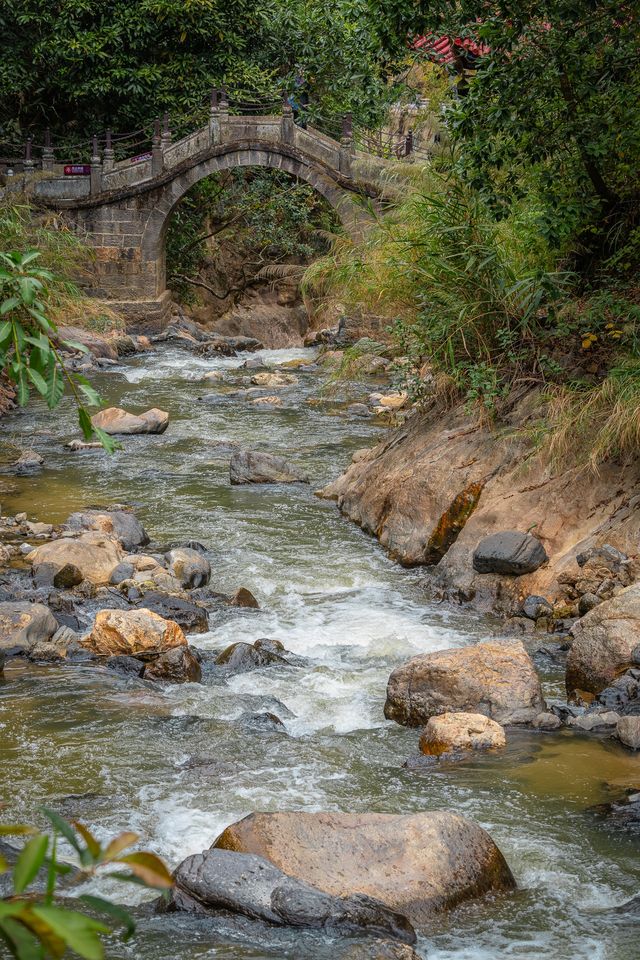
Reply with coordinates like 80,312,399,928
0,345,638,959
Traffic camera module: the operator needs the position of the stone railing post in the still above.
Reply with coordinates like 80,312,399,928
281,98,294,144
23,138,35,174
339,113,353,177
161,112,172,153
209,87,220,145
219,87,229,141
90,135,102,194
151,117,163,175
42,129,55,172
103,130,115,171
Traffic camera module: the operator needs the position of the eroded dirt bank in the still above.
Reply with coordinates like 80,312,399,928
319,393,640,616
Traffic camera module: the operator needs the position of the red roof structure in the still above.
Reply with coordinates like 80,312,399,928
413,34,490,64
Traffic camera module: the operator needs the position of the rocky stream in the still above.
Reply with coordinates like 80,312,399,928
0,336,639,960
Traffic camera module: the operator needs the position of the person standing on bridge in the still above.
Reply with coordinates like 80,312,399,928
287,71,309,129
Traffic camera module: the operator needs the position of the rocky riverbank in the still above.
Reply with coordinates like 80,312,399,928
1,329,639,959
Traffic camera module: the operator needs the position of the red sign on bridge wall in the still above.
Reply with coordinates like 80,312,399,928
64,164,91,175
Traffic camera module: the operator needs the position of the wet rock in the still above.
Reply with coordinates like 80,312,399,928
339,941,420,960
230,449,309,485
347,403,371,418
25,521,54,537
105,655,145,677
250,372,298,387
532,711,562,730
616,716,640,750
91,407,169,435
230,587,260,609
566,583,640,697
213,811,515,926
66,440,103,451
589,790,640,834
52,563,84,589
472,532,548,576
237,711,287,732
143,645,202,683
522,595,553,620
419,712,506,756
137,591,209,634
215,640,287,674
0,601,58,655
385,640,544,727
65,508,149,550
567,712,619,731
251,395,282,408
10,449,45,475
82,608,186,658
595,670,640,712
254,638,285,655
169,848,416,943
27,532,123,586
166,548,211,589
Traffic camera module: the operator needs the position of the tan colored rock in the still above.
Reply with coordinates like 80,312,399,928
566,583,640,696
251,372,298,387
251,395,282,407
27,532,123,586
213,810,515,926
375,392,408,410
419,712,506,756
91,407,169,435
385,640,544,726
82,608,186,658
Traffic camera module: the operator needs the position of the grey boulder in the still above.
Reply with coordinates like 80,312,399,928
168,849,415,944
472,531,548,576
230,449,309,485
65,509,149,551
0,601,58,656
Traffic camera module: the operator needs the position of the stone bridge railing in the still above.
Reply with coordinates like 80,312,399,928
31,102,369,204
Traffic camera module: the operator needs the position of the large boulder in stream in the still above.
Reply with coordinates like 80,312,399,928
143,645,202,683
385,640,544,726
566,583,640,697
230,449,309,485
168,848,415,944
64,508,149,550
27,532,123,586
0,601,58,656
82,608,186,658
212,811,515,926
91,407,169,435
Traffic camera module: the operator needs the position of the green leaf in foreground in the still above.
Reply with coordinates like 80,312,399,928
13,835,49,895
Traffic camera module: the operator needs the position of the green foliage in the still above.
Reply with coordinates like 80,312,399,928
0,0,397,144
373,0,640,271
166,168,338,302
0,250,116,451
0,809,172,959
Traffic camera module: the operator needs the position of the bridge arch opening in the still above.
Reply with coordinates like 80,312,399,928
140,146,365,306
160,161,342,342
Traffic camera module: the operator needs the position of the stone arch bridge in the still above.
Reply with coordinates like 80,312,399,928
29,104,393,325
